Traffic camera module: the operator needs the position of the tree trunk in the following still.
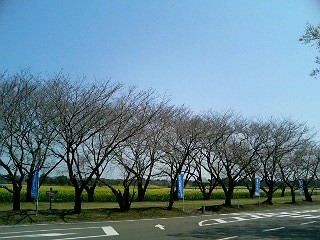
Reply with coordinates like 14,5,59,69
281,186,286,197
73,187,83,214
115,187,132,212
167,184,175,210
105,183,133,212
12,184,21,211
173,180,179,201
203,190,212,200
25,176,33,202
137,181,146,202
290,186,296,204
248,183,255,199
263,185,274,205
85,182,97,202
245,176,256,199
224,186,234,207
303,184,313,202
197,181,213,200
122,187,132,211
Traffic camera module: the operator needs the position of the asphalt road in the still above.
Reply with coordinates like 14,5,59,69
0,206,319,239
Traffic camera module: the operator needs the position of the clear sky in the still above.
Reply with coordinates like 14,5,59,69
1,1,320,134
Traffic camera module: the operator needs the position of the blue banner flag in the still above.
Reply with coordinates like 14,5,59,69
31,166,40,199
177,173,184,200
255,177,260,197
298,179,304,195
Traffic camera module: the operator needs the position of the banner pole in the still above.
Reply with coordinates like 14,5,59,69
32,165,40,216
183,195,185,212
36,195,39,216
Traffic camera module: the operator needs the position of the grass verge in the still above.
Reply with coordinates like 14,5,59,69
0,195,319,226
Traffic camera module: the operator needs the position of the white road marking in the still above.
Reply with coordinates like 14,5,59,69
53,227,119,240
220,213,241,216
263,227,285,232
243,213,264,219
305,215,320,219
199,208,320,227
102,226,119,236
259,213,277,217
0,233,76,239
0,226,105,235
52,235,114,240
155,224,165,230
301,221,317,225
292,211,302,214
215,219,228,223
217,236,238,240
232,217,247,221
199,218,227,226
290,214,313,218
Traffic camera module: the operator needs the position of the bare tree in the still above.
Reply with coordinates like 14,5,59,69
193,113,226,200
99,97,166,211
43,74,123,214
278,144,307,204
0,72,58,210
161,107,202,210
242,120,268,199
298,142,320,202
258,119,311,204
121,112,167,202
205,112,260,207
300,22,320,78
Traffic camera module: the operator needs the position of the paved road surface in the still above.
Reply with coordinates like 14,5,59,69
0,206,319,239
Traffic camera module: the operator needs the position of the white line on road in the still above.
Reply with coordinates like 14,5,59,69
0,226,103,235
217,236,238,240
0,233,76,239
102,226,119,236
232,217,247,221
290,214,313,218
52,235,114,240
263,227,285,232
301,221,317,225
305,215,320,219
52,227,118,240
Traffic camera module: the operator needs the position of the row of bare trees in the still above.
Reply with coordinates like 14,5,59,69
1,71,319,214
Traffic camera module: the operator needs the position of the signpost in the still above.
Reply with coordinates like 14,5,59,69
255,177,260,206
31,166,40,215
177,173,184,211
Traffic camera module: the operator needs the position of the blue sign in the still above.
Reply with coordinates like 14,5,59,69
31,166,40,199
298,179,304,195
177,173,184,199
255,177,260,197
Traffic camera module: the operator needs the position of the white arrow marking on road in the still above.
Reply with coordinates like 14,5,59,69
102,226,119,236
155,224,165,230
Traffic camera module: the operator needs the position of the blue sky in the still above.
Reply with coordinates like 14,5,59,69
1,1,320,134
